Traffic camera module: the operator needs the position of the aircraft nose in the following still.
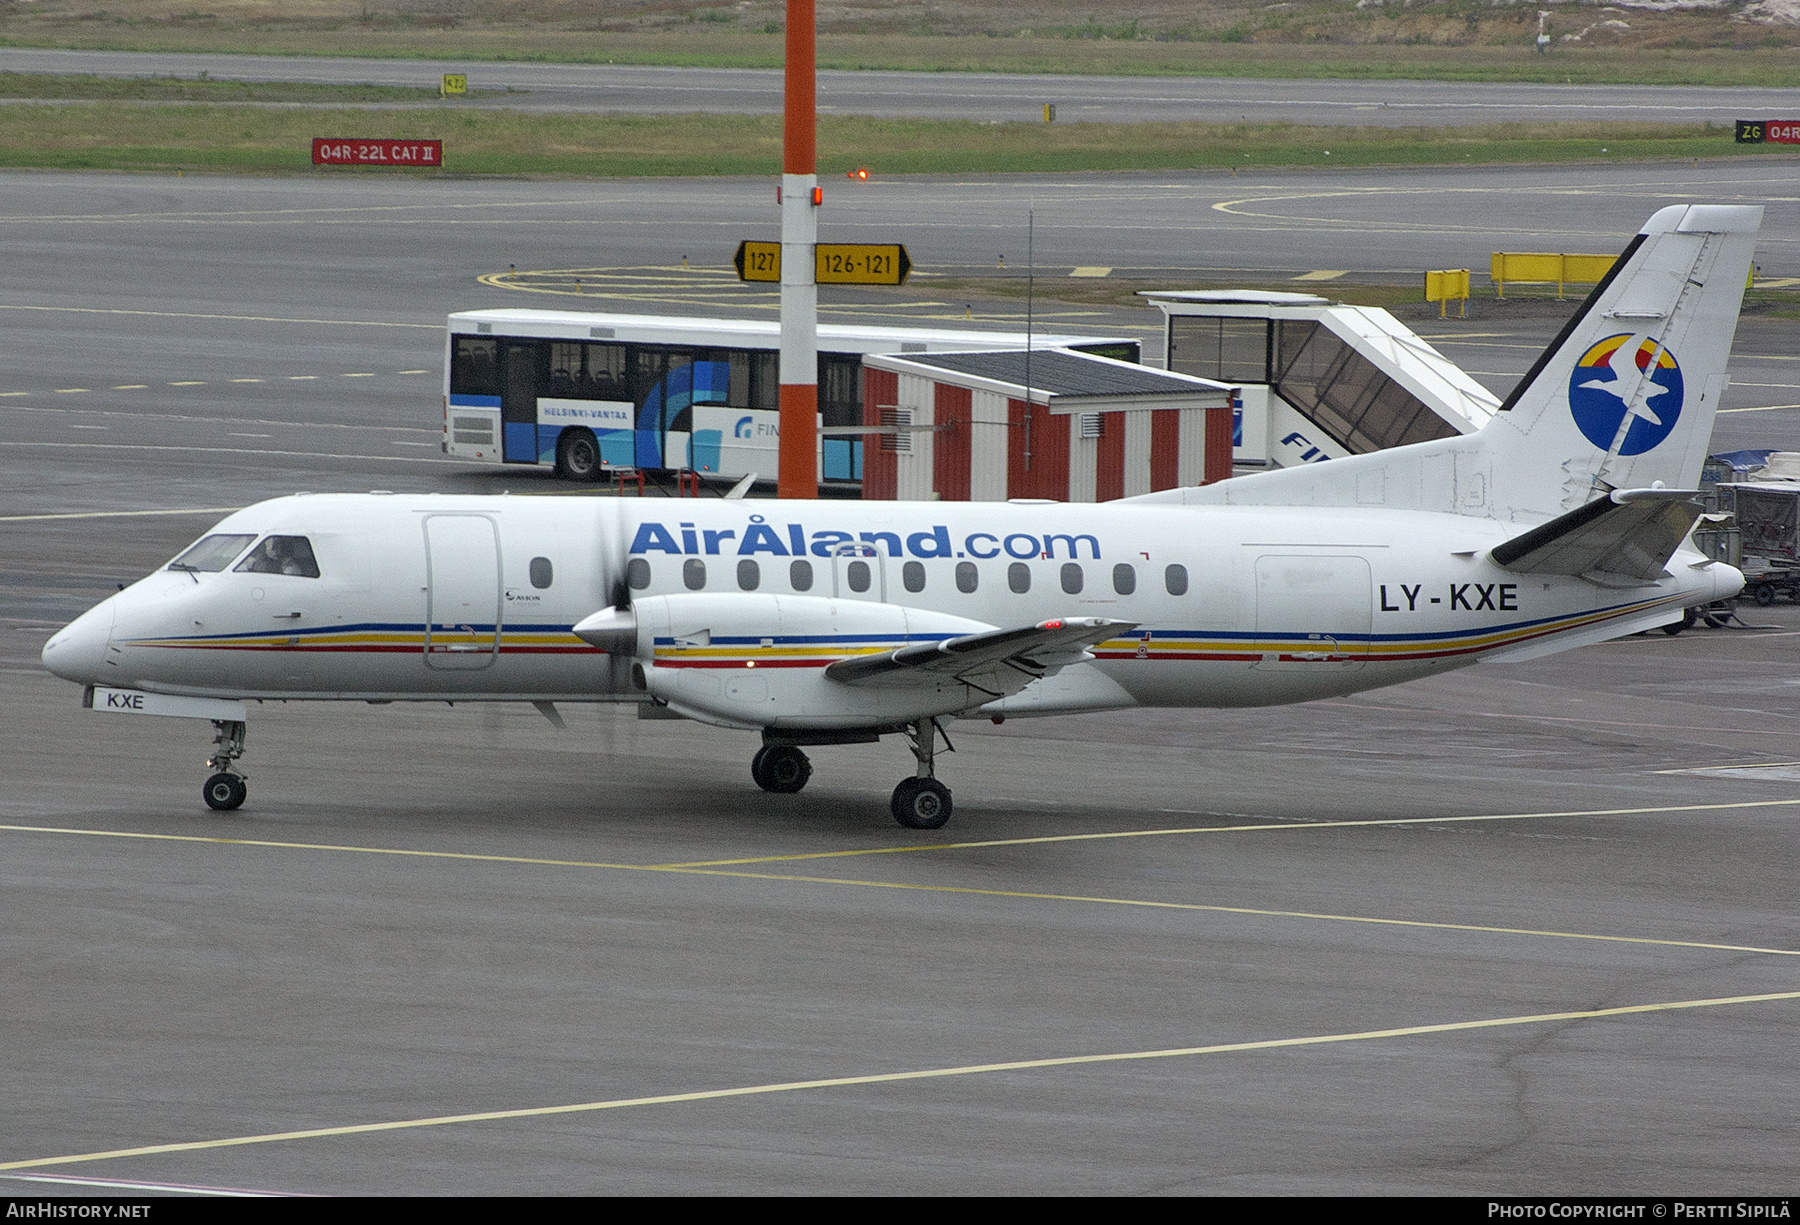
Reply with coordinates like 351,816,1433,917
42,600,115,684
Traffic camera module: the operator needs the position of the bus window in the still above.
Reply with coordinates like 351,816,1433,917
587,342,628,399
234,536,320,578
451,337,499,398
548,343,583,398
751,352,777,409
819,354,862,428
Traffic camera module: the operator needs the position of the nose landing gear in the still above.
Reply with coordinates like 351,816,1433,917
202,719,248,811
892,718,953,830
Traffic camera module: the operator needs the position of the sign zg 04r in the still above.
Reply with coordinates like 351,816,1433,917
1735,120,1800,145
313,139,444,166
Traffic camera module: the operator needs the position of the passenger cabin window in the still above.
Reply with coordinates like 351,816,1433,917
902,561,926,594
955,562,979,594
737,559,760,591
846,560,872,593
627,558,651,590
450,337,500,398
790,559,814,591
1061,563,1083,595
1113,563,1136,595
683,559,706,590
169,534,255,574
1165,564,1189,596
234,536,320,578
1008,563,1031,594
529,557,553,589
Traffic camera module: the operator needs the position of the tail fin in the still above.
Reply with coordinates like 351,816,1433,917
1487,203,1760,517
1151,204,1761,525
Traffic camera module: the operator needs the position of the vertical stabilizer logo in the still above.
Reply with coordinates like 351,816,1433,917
1568,333,1684,455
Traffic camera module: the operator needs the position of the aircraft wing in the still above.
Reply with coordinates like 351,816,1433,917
825,616,1137,695
1490,487,1705,581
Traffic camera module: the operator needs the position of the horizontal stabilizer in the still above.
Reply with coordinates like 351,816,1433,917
825,617,1136,691
1489,488,1704,581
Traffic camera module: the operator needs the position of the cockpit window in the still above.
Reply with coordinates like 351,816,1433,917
233,535,321,578
168,534,256,573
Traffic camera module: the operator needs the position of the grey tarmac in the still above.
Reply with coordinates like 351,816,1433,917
6,47,1800,128
1,161,1798,1195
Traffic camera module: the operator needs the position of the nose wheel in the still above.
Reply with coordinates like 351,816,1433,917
891,718,954,830
204,772,247,811
202,719,248,811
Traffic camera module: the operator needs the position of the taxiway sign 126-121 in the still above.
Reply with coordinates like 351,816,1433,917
43,205,1759,829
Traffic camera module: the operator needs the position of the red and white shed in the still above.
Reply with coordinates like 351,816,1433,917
859,348,1236,502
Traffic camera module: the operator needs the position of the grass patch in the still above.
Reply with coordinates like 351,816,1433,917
0,106,1790,177
1,27,1799,88
0,71,510,104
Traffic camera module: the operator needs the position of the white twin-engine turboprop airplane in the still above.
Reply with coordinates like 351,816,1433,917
43,205,1759,828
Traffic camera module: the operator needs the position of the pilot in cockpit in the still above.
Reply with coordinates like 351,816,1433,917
236,535,320,578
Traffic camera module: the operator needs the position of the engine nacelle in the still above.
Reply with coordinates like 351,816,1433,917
626,593,998,730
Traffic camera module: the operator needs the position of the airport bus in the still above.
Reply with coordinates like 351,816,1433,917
442,309,1140,487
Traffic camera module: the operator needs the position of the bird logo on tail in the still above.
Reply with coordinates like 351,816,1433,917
1568,333,1685,456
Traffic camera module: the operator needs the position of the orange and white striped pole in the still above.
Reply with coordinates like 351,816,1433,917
778,0,819,499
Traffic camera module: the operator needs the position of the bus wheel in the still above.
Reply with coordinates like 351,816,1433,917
555,429,602,482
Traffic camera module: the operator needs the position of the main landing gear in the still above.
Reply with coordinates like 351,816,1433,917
202,719,248,811
751,744,813,794
747,719,958,829
892,719,953,831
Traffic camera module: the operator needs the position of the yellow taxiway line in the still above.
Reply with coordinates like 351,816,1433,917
4,988,1795,1173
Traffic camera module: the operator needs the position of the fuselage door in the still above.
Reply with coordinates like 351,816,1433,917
831,541,887,602
424,514,502,670
1253,554,1371,667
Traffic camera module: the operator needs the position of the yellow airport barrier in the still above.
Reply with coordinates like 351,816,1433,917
1425,268,1471,318
1489,251,1617,299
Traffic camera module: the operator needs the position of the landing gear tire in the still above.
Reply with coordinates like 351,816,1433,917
892,777,952,830
1755,582,1778,607
1663,608,1698,636
555,428,602,482
754,745,812,794
203,772,247,811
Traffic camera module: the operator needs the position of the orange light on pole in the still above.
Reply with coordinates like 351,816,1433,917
778,0,819,500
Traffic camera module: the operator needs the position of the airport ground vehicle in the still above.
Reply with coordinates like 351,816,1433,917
441,310,1139,488
1716,480,1800,605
